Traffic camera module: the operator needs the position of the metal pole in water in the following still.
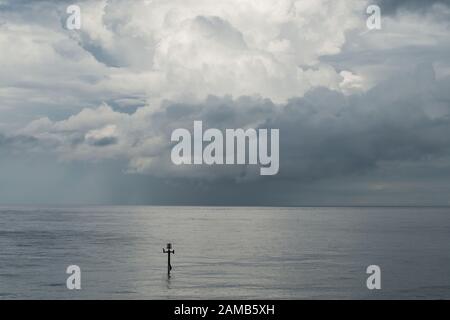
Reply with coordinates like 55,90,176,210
163,243,174,276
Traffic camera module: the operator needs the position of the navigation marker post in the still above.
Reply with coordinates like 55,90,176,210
163,243,174,277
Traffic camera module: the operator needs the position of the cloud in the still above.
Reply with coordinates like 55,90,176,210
0,133,38,149
85,125,119,147
18,64,450,186
2,0,450,205
0,0,366,132
376,0,450,14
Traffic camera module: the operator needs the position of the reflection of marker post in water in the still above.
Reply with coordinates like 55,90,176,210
163,243,174,277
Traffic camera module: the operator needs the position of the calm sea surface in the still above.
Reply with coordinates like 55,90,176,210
0,206,449,299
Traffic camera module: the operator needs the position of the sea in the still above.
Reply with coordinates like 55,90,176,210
0,206,449,299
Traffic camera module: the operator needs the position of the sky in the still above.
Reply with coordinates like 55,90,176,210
0,0,450,206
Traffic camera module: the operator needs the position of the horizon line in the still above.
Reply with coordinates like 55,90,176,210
1,204,449,209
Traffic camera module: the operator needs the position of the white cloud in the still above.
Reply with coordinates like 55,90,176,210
0,0,367,127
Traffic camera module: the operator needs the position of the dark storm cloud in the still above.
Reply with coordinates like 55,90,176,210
376,0,450,14
3,65,450,206
130,63,450,186
0,133,38,148
273,86,449,182
102,63,450,206
87,136,118,147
